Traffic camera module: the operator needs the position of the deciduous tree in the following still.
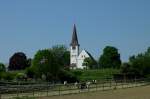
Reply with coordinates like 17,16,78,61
8,52,29,70
99,46,121,68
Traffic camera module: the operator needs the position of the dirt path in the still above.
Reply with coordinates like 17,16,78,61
40,85,150,99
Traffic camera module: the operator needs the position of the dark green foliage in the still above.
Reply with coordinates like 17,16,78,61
0,63,6,80
27,58,32,67
8,52,30,70
0,72,5,80
58,70,78,83
121,63,132,74
25,67,35,78
83,57,97,69
51,45,70,68
121,47,150,77
0,63,6,72
99,46,121,68
31,49,61,81
15,73,26,80
3,72,16,81
27,45,70,81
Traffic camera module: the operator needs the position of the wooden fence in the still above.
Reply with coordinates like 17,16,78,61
0,78,150,99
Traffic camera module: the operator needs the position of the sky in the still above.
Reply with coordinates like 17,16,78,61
0,0,150,63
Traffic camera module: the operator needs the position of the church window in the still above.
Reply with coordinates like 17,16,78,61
72,46,76,49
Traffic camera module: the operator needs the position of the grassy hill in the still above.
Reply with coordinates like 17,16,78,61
71,69,120,81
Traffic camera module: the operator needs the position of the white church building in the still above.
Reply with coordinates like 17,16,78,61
70,24,93,69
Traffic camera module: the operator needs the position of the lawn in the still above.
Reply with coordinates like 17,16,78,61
71,69,120,81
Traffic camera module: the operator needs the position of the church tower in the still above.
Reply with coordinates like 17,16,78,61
70,24,80,69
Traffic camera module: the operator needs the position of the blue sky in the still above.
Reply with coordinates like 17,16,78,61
0,0,150,63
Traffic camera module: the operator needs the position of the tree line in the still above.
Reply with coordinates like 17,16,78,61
0,45,150,82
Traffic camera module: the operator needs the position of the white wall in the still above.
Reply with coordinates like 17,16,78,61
70,46,79,66
77,50,90,69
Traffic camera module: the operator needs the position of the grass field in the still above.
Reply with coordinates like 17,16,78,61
72,69,120,81
41,85,150,99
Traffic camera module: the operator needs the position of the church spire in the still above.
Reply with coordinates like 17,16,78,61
70,24,80,46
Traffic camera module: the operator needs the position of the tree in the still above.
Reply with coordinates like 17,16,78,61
121,63,132,74
129,53,150,76
32,49,61,81
99,46,121,68
83,57,97,69
121,47,150,77
8,52,29,70
51,45,70,68
0,63,6,72
27,58,32,67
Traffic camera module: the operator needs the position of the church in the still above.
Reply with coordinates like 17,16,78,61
70,24,94,69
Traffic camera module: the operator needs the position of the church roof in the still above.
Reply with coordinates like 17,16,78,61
85,50,95,60
70,24,80,46
79,50,95,61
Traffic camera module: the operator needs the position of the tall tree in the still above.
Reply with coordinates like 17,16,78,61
32,49,61,81
99,46,121,68
121,47,150,76
51,45,70,68
8,52,29,70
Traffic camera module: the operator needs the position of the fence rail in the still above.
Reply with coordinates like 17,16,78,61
0,78,150,99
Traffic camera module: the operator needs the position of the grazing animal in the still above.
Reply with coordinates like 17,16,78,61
64,81,67,85
86,81,91,88
80,82,87,89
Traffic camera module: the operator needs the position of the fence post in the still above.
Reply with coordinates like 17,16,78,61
135,77,137,87
87,85,90,92
17,82,19,97
47,82,48,96
103,81,104,91
96,83,97,91
59,85,61,96
115,81,117,89
32,85,34,97
121,80,124,89
110,80,111,89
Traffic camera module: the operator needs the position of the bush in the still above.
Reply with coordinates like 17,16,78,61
58,70,79,83
15,73,26,80
0,63,6,72
0,72,5,80
121,47,150,77
25,67,35,78
3,72,16,81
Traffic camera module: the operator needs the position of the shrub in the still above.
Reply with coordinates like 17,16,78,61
0,63,6,72
3,72,16,81
25,67,35,78
58,70,79,83
15,73,26,80
0,72,5,80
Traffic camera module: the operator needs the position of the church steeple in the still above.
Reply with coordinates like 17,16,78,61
70,24,80,69
70,24,80,46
